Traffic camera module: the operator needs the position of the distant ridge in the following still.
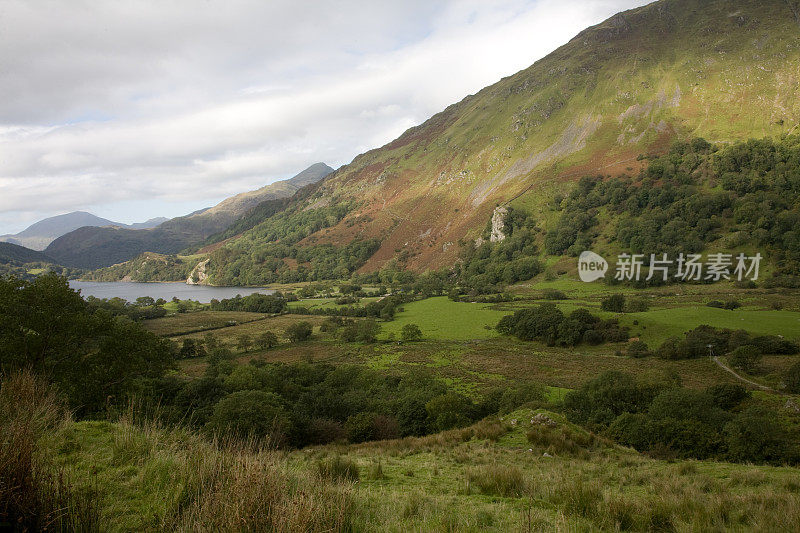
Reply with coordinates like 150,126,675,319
44,163,334,269
0,211,167,251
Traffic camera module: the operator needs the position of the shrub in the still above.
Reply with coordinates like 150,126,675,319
425,392,475,431
625,298,649,312
341,319,379,343
236,334,253,352
496,383,546,414
401,323,423,342
601,294,626,312
541,288,568,300
345,412,378,443
784,362,800,393
255,331,278,350
205,390,290,445
308,418,347,445
563,371,657,428
285,321,313,342
728,345,761,374
706,384,750,410
583,329,604,345
627,340,650,358
724,406,796,464
750,335,799,355
656,337,682,360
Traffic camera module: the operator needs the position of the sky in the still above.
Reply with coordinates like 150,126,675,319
0,0,650,235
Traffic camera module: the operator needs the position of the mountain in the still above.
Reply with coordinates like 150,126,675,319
0,241,55,264
181,0,800,285
0,211,167,251
128,217,170,230
45,163,333,269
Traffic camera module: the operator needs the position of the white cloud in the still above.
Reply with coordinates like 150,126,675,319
0,0,648,234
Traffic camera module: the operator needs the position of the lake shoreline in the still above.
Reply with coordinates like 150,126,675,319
69,280,275,303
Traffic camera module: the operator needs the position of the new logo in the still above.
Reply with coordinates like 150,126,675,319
578,251,608,282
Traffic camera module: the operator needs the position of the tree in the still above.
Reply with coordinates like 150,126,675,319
401,323,423,342
205,390,290,445
425,392,475,431
256,331,278,350
236,334,253,352
0,274,174,414
135,296,155,307
179,338,205,358
724,406,792,464
286,321,313,342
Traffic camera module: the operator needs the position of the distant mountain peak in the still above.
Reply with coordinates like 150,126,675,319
0,211,168,251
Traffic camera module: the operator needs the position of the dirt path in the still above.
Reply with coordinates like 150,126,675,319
712,356,774,392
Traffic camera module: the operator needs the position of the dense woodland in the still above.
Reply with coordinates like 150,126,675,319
545,137,800,286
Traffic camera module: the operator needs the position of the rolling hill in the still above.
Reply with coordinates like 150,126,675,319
176,0,800,285
45,163,333,269
0,211,167,251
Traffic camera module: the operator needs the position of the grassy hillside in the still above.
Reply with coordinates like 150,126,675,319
286,0,800,272
6,372,800,532
133,0,800,287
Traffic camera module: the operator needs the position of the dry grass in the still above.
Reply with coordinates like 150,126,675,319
0,370,99,531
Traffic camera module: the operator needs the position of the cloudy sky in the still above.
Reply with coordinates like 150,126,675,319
0,0,649,235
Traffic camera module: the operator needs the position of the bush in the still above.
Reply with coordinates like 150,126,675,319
784,362,800,393
255,331,278,350
627,340,650,358
308,418,347,445
625,298,649,312
236,334,253,352
656,337,682,360
750,335,799,355
724,406,796,464
285,321,313,342
425,392,475,431
706,383,750,410
340,319,379,343
541,288,568,300
205,390,290,445
728,345,761,374
563,371,657,428
601,294,626,312
401,323,423,342
345,412,378,443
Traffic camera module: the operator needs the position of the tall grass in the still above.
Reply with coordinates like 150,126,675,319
0,370,99,531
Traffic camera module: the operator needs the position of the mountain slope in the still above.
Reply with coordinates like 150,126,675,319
200,0,800,277
0,242,55,264
0,211,165,251
46,163,333,269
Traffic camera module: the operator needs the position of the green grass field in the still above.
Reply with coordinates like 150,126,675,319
379,297,508,341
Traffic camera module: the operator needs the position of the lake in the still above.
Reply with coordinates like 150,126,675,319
69,281,274,303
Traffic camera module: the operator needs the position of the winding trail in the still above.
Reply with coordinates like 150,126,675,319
712,356,774,392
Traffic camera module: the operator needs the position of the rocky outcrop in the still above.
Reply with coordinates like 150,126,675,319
489,207,508,243
187,258,210,285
